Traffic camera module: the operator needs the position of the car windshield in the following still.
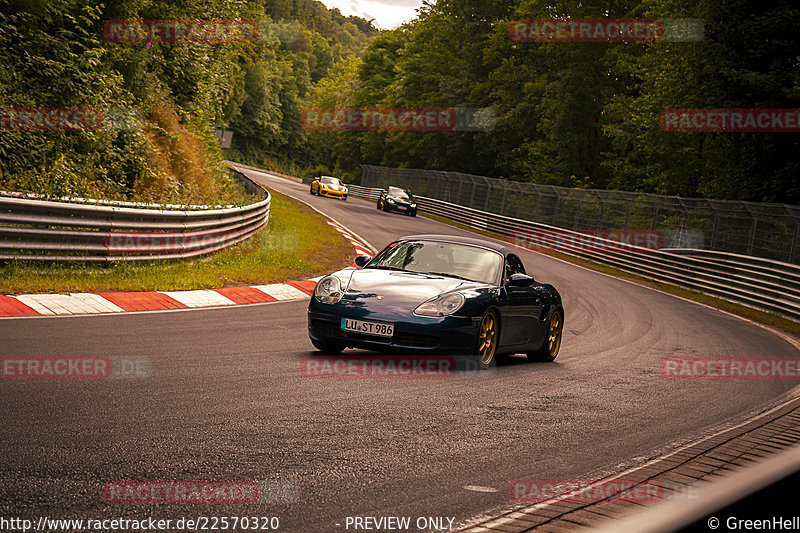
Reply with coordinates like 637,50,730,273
388,188,410,200
367,240,502,284
321,177,340,185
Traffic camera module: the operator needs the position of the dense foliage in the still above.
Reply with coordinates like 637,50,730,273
308,0,800,204
0,0,377,203
1,0,797,204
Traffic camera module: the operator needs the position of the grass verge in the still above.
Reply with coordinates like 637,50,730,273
416,211,800,339
0,189,353,294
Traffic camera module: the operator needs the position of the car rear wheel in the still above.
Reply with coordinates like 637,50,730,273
474,310,499,369
310,186,315,195
377,201,382,210
311,338,344,354
527,308,563,362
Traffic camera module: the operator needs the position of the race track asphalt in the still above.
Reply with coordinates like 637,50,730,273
0,166,798,532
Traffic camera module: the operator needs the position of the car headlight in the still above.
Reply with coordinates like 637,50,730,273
343,187,348,193
387,198,395,204
410,203,416,208
314,275,344,304
414,292,466,317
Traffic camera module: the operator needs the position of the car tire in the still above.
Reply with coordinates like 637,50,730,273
409,210,417,217
310,186,315,195
526,307,563,363
311,338,345,354
377,201,382,210
473,310,500,370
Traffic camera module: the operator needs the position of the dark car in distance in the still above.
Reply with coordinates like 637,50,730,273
307,234,564,368
377,186,417,216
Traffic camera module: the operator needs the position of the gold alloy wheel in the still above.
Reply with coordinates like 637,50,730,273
477,313,498,365
547,311,563,358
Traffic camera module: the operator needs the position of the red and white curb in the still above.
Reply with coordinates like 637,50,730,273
326,220,373,257
0,222,371,318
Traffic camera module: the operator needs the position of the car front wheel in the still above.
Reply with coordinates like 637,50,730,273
527,308,563,362
474,310,499,369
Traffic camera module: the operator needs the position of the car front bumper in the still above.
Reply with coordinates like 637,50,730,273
308,300,479,354
384,202,415,213
320,188,347,199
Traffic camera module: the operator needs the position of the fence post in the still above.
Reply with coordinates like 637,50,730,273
710,214,719,250
597,192,605,229
623,201,631,230
469,179,477,207
791,223,799,264
552,190,561,225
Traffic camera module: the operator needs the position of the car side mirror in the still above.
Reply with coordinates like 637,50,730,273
354,255,372,268
507,273,535,286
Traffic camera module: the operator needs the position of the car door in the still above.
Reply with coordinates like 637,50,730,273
500,254,544,346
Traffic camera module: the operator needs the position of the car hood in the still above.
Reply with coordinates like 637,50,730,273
337,268,486,309
321,183,346,191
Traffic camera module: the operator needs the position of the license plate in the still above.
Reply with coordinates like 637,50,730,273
397,205,407,210
341,318,394,337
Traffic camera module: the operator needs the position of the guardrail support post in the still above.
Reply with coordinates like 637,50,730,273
747,218,758,256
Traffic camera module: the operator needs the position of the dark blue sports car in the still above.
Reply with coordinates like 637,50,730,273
307,234,564,368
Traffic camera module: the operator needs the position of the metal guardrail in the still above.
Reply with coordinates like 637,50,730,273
0,167,270,261
348,185,800,321
361,165,800,265
597,444,800,533
346,184,381,200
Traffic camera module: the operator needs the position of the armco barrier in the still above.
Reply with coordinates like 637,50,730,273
361,165,800,264
347,185,800,320
0,167,269,261
597,445,800,533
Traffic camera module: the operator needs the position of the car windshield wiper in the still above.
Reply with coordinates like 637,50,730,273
421,271,475,282
371,265,407,271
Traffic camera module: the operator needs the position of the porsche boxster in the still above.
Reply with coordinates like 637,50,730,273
307,234,564,368
310,176,348,200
